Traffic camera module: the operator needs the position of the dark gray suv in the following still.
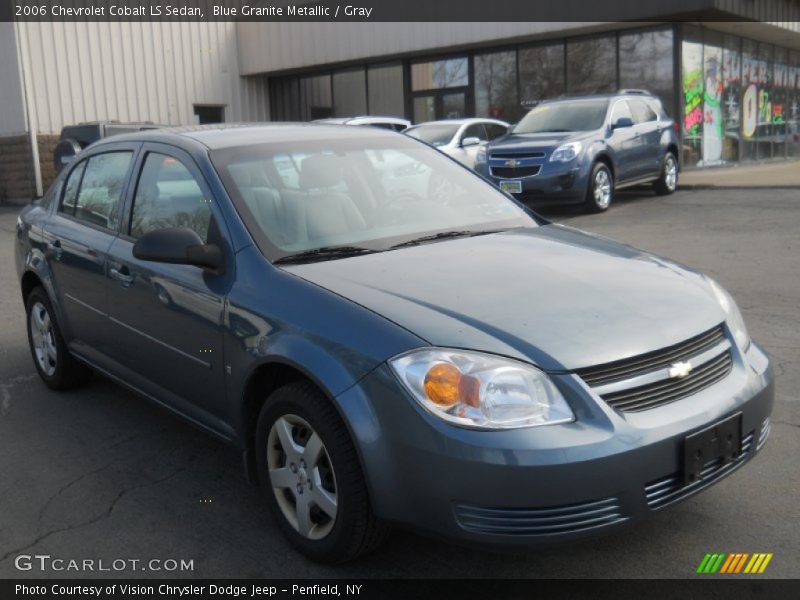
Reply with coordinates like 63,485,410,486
16,124,772,563
475,91,681,212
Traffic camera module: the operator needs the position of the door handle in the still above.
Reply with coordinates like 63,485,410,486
47,239,63,260
109,265,135,287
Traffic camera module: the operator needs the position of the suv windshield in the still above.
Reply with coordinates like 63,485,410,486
212,136,536,261
405,124,460,146
514,99,609,134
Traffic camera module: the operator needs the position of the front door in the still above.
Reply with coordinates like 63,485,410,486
607,100,639,184
413,90,467,122
43,148,136,355
104,144,229,429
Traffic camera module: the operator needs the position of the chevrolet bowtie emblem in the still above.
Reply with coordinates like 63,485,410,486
504,159,520,168
669,361,693,379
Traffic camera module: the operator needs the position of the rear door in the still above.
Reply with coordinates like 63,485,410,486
104,143,230,428
42,145,137,355
629,98,662,178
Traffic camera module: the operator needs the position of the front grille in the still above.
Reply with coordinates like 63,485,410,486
577,325,726,387
490,151,546,159
454,497,628,536
601,351,733,412
491,165,541,178
645,432,753,510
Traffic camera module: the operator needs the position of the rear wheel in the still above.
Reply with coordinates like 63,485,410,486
584,162,613,213
25,286,92,390
255,381,389,563
654,152,678,196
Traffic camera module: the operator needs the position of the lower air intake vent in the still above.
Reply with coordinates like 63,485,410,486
454,497,628,536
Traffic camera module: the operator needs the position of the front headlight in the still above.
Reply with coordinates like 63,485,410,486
389,348,574,430
549,141,582,163
475,145,487,164
708,279,750,352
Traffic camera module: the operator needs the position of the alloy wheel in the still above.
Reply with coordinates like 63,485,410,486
267,414,338,540
664,155,677,191
593,168,612,209
29,301,58,377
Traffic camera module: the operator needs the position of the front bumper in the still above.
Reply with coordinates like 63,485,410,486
476,160,589,205
337,342,774,547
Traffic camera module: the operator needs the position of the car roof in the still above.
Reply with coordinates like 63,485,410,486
539,91,659,105
409,118,509,128
89,122,403,151
315,116,410,125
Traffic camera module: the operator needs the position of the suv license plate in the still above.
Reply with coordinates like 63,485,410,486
683,413,742,484
499,180,522,194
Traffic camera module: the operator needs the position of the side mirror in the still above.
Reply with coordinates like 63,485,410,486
611,117,634,130
461,136,481,147
133,227,223,272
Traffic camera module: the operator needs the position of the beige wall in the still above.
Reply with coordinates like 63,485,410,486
0,23,27,136
14,21,270,135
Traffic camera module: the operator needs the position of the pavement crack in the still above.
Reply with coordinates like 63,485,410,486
772,420,800,429
36,461,119,524
0,465,187,565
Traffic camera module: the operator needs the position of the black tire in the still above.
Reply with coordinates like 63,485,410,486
25,286,93,390
584,162,614,213
654,152,679,196
255,381,389,563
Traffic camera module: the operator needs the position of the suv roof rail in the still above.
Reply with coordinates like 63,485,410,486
618,89,651,96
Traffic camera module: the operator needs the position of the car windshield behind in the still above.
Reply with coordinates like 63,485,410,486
405,124,460,147
212,135,537,261
514,99,609,134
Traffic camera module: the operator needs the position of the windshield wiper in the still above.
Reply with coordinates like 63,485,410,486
390,229,505,250
273,245,381,265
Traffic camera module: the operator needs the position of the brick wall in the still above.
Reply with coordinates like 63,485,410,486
0,133,60,204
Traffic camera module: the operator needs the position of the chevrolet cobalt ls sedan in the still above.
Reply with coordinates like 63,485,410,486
16,124,773,563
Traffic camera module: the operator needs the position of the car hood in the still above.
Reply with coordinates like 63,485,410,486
490,131,592,152
283,226,725,371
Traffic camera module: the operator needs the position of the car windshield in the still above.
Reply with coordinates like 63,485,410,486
212,135,538,262
514,99,609,134
405,124,460,146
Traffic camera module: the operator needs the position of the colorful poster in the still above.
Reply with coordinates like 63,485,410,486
683,68,703,136
743,84,758,138
703,57,723,164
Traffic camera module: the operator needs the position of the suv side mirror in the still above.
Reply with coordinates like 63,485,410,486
133,227,223,272
461,136,481,147
611,117,634,130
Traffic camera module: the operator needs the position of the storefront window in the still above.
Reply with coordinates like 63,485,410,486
701,33,724,166
519,43,565,109
332,69,367,117
299,74,332,120
566,36,617,95
722,35,742,162
619,28,675,118
411,57,468,91
789,51,800,157
773,48,790,158
681,31,704,166
474,50,520,121
367,63,404,117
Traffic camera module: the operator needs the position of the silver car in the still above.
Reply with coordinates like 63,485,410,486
314,116,411,132
406,118,509,168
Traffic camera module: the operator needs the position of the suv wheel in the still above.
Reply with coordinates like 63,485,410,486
255,381,389,563
654,153,678,196
585,162,613,213
26,286,92,390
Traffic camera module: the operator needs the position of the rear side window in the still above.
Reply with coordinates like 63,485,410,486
486,123,508,140
130,153,211,242
630,99,657,124
60,152,132,230
462,123,488,142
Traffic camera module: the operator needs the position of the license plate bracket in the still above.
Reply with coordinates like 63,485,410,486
499,180,522,195
683,413,742,485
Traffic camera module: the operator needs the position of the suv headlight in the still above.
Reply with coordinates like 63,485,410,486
475,145,488,164
708,278,750,352
549,141,582,163
389,348,574,430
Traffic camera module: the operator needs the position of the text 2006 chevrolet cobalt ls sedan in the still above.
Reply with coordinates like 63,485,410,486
16,124,773,562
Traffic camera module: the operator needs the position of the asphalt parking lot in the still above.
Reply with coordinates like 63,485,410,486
0,187,798,579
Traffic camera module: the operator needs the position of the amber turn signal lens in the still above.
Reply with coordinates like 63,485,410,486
423,363,462,407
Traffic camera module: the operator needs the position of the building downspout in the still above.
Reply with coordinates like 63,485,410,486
14,21,43,198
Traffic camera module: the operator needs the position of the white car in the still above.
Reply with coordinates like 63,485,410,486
405,118,510,168
314,116,411,132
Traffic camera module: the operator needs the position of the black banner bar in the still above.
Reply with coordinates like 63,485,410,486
2,0,785,22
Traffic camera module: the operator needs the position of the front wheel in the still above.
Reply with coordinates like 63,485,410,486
255,381,389,563
654,153,678,196
584,162,614,213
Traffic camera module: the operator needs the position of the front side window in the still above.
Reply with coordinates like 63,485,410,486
130,153,211,242
61,152,132,230
629,99,657,124
461,123,488,143
514,100,610,134
610,100,633,124
212,136,538,261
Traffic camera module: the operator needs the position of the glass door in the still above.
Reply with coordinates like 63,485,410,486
412,90,467,122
